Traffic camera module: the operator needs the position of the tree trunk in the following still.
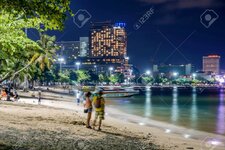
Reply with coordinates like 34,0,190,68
0,62,32,84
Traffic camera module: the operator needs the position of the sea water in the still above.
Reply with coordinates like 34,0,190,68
107,89,225,136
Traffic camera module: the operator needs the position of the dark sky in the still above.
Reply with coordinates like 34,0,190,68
43,0,225,71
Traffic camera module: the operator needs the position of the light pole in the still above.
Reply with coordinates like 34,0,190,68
172,72,179,85
192,73,197,80
136,70,151,84
94,65,97,74
58,58,64,73
127,77,130,85
172,72,178,78
76,62,81,70
109,67,114,75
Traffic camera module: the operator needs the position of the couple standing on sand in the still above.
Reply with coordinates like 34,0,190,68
83,90,105,131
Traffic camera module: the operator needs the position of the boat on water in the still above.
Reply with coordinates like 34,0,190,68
97,86,140,98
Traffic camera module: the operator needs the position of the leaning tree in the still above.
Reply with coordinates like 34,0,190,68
0,0,72,83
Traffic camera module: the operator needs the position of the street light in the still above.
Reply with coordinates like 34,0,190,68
173,72,178,77
192,73,197,80
94,65,97,74
109,67,114,75
125,56,130,60
58,57,64,73
76,62,81,70
146,70,151,75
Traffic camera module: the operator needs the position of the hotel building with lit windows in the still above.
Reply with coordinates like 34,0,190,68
203,55,220,74
81,21,131,75
55,22,133,77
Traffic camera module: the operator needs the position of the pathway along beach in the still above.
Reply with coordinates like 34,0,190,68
0,88,224,150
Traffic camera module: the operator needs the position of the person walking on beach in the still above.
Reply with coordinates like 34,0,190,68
38,89,41,104
83,92,93,129
93,90,105,131
13,89,19,101
76,91,81,105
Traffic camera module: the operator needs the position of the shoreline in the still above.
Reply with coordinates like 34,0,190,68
1,88,225,149
17,96,225,150
106,105,225,140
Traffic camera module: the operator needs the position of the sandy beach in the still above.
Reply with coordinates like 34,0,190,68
0,88,224,150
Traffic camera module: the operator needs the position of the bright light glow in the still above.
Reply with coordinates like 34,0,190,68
58,58,64,62
210,140,221,146
165,129,171,133
146,70,151,75
192,73,197,77
146,86,151,91
94,65,97,68
184,134,191,139
109,67,114,71
125,56,129,60
139,122,145,126
173,72,178,77
76,62,81,66
219,78,225,83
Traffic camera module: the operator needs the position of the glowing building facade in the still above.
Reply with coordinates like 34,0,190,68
203,55,220,74
90,22,127,63
82,21,129,73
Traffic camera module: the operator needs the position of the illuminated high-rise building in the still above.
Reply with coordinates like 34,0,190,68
79,37,89,57
90,21,127,64
203,55,220,74
56,41,80,65
80,21,129,73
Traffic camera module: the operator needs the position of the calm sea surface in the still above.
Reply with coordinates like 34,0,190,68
107,88,225,135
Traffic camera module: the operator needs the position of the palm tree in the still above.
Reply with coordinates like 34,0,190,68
12,33,58,78
36,33,58,70
11,33,58,90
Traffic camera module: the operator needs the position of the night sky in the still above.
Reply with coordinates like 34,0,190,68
39,0,225,71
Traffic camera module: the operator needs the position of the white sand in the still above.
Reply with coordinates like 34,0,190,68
0,88,224,150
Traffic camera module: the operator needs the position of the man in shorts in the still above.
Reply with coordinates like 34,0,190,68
93,90,105,131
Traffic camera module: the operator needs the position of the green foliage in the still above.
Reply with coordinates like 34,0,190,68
0,0,72,30
99,73,109,83
117,73,125,83
69,70,77,82
36,33,59,70
59,71,70,83
153,75,168,84
88,71,99,82
0,12,41,82
76,70,90,83
0,0,71,83
109,73,125,84
109,75,119,84
142,76,153,84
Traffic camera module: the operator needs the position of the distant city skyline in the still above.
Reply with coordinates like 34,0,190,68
29,0,225,71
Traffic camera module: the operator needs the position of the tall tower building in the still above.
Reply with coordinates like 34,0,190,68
90,21,127,64
203,55,220,74
79,37,89,57
56,41,80,65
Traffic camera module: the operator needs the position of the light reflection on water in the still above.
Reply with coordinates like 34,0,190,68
144,90,152,117
217,89,225,134
191,91,197,128
171,87,179,123
107,88,225,135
